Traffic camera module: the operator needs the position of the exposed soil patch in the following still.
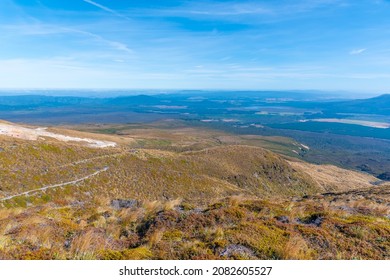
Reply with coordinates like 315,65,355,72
0,123,116,148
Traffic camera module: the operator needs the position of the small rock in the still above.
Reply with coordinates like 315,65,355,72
275,216,290,223
296,214,324,227
64,240,71,249
111,199,139,209
220,244,255,259
102,211,111,219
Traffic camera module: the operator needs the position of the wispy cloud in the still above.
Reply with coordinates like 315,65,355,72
106,41,134,55
134,0,344,24
350,48,367,55
71,28,134,55
1,0,390,91
0,23,134,56
135,2,271,20
83,0,131,20
185,2,271,16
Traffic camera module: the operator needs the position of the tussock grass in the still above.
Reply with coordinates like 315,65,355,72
163,198,182,211
143,201,163,214
0,190,389,259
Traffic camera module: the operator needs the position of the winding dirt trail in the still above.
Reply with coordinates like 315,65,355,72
0,151,129,203
0,167,109,202
54,153,123,169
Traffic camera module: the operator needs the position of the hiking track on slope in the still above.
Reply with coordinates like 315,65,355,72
0,167,109,202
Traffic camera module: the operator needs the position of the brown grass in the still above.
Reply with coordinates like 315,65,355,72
288,160,379,192
0,121,388,260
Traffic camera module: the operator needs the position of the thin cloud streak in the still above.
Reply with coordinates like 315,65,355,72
69,28,135,55
83,0,131,20
0,22,134,56
130,0,343,23
350,48,367,55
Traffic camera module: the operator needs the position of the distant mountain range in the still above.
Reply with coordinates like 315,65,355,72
0,92,388,113
322,94,390,115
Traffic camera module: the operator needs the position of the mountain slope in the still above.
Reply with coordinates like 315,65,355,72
0,121,382,207
323,94,390,115
0,120,388,260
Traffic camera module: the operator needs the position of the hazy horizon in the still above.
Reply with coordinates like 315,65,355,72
0,88,384,99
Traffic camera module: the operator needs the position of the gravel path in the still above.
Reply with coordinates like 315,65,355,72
0,167,109,202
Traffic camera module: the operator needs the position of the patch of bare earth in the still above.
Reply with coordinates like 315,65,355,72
0,123,116,148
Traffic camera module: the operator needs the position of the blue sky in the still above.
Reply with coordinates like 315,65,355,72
1,0,390,92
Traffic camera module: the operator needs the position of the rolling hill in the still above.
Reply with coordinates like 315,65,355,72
0,120,388,260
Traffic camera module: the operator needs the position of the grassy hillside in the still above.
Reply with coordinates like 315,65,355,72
0,121,388,259
0,187,388,260
0,141,318,207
